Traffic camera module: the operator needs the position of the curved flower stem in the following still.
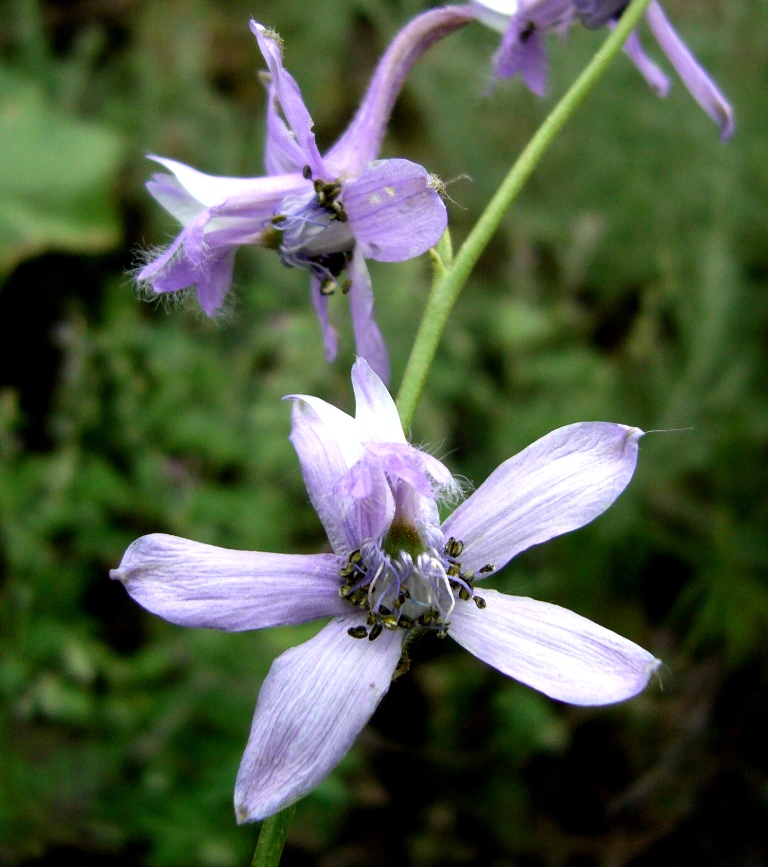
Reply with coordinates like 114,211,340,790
395,0,653,431
250,804,297,867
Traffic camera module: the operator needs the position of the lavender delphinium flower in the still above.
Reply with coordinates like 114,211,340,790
472,0,734,139
138,8,475,383
111,358,659,822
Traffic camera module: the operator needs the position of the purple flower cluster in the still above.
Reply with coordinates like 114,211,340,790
112,360,659,821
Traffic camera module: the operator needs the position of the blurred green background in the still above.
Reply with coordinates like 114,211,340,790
1,0,767,864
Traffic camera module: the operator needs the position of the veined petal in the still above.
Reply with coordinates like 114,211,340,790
324,6,475,176
234,617,403,822
351,356,403,444
644,1,734,140
442,423,643,573
286,395,362,470
288,400,360,556
344,159,447,262
195,249,237,316
250,22,326,178
450,590,659,705
622,28,670,97
110,534,348,630
347,252,391,388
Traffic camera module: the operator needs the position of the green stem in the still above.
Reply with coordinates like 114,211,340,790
250,804,297,867
396,0,653,431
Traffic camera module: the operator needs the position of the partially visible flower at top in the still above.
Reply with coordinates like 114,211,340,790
472,0,734,139
111,357,660,823
137,7,476,383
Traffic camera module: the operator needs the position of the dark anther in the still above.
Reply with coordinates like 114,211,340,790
348,625,368,639
436,624,450,639
313,179,324,193
479,564,495,574
474,596,487,609
447,563,460,577
461,571,475,585
339,584,353,598
444,537,464,558
271,214,287,225
520,21,536,43
320,279,336,296
398,615,415,630
458,586,471,601
368,624,383,641
302,165,313,180
379,606,392,617
310,250,350,280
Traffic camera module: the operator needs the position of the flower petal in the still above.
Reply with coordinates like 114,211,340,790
644,1,734,140
344,159,447,262
574,0,630,29
287,399,363,555
494,16,549,95
249,22,326,178
148,155,282,208
324,6,475,176
450,589,660,705
351,355,403,443
621,28,670,97
234,617,403,822
310,276,340,362
442,423,643,573
110,534,348,630
347,253,391,387
262,77,309,176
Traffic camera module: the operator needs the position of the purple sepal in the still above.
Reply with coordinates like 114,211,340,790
644,1,734,140
110,534,349,630
344,159,447,262
234,618,403,822
622,27,670,97
346,249,390,385
494,17,550,95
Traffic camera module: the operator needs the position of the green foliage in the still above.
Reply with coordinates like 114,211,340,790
1,0,768,865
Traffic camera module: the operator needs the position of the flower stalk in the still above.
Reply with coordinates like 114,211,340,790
396,0,654,431
251,804,296,867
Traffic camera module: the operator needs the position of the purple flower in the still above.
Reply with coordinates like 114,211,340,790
472,0,734,139
138,8,475,384
111,358,659,822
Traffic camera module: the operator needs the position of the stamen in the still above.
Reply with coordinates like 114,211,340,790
348,625,368,639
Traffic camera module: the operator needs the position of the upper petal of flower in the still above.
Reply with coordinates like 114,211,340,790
644,1,734,140
234,616,403,822
324,5,476,176
344,159,447,262
351,356,404,444
250,22,326,178
449,589,660,705
442,422,642,573
110,534,348,630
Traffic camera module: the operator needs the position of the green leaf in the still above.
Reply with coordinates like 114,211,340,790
0,68,124,276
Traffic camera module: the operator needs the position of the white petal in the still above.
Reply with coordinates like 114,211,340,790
471,0,519,32
110,534,348,630
285,394,362,469
234,617,403,822
442,423,643,573
450,589,660,705
148,155,301,208
352,357,405,445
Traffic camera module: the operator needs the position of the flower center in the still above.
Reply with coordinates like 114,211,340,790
340,526,494,642
270,166,355,294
